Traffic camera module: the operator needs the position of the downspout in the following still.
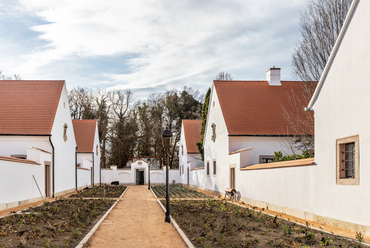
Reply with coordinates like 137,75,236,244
100,158,101,186
49,136,55,198
75,146,78,191
92,152,94,186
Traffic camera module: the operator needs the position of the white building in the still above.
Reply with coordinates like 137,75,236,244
178,120,202,186
72,119,101,188
0,80,77,209
192,68,312,194
306,0,370,235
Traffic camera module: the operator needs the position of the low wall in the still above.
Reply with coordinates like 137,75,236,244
0,159,44,210
101,166,181,185
77,168,91,188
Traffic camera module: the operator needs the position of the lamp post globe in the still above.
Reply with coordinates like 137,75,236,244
162,127,172,223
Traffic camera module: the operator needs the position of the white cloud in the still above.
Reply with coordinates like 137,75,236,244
0,0,307,97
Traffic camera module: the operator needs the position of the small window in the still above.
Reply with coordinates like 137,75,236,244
336,135,359,185
180,166,182,175
259,155,274,164
230,167,235,189
213,160,216,175
206,161,210,176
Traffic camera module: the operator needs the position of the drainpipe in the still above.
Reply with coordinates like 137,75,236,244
75,146,78,191
100,159,102,186
49,136,55,198
92,152,94,186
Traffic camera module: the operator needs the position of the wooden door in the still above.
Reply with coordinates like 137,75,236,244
230,167,235,189
187,168,189,186
45,162,51,197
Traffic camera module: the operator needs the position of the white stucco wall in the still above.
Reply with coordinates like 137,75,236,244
101,161,181,185
93,123,101,185
229,136,300,165
0,149,52,210
203,84,230,194
0,136,50,157
310,0,370,231
77,168,91,188
50,83,77,195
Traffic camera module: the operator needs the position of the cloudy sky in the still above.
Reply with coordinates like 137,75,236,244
0,0,307,99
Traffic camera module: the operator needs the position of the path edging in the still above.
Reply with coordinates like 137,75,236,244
75,186,129,248
156,199,195,248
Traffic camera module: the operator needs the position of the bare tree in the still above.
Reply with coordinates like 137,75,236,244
0,70,21,80
285,0,352,151
215,70,233,81
292,0,352,82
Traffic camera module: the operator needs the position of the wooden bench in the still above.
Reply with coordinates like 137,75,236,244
225,188,237,201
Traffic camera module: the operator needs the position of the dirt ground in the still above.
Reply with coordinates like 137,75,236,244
86,185,187,248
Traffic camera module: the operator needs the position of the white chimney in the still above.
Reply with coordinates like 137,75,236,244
266,67,281,86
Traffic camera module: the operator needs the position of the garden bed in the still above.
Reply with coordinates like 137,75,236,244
167,199,362,248
70,185,127,198
0,198,115,247
152,184,213,199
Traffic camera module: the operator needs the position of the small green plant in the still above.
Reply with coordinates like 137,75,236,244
217,233,225,244
306,232,315,239
245,233,252,237
283,224,292,235
53,244,59,248
71,227,80,239
34,226,40,233
320,236,331,246
43,238,50,248
356,232,364,243
188,223,193,233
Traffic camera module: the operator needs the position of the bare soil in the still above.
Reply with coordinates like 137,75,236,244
0,198,114,248
152,184,213,199
70,185,127,198
168,199,362,248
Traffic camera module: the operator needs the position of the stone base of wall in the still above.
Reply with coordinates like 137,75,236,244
188,185,370,236
0,196,44,211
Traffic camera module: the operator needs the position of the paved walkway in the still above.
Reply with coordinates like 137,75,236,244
86,185,187,248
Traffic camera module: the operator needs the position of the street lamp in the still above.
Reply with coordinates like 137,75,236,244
162,127,172,223
147,158,151,190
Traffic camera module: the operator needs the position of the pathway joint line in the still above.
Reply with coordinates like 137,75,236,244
157,199,195,248
75,186,129,248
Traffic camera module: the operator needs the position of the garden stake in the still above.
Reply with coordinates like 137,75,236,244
32,175,44,201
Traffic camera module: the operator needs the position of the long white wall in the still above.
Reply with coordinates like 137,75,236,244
101,164,181,185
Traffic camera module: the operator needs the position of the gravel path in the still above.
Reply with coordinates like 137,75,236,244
86,185,187,248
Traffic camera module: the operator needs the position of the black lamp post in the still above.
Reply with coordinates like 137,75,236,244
147,158,151,190
162,127,172,223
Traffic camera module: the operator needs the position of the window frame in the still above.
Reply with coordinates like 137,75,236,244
259,155,274,164
336,135,359,185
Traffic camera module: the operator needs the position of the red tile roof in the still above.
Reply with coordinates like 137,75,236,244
0,80,64,135
0,155,40,165
183,120,202,154
72,119,97,153
214,81,314,136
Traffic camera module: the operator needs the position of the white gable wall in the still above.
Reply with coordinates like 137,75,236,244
311,0,370,231
50,83,77,195
93,122,101,185
178,124,188,184
203,85,230,192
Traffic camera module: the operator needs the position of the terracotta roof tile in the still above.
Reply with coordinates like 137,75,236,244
183,120,202,154
0,80,64,135
72,119,97,153
214,81,314,136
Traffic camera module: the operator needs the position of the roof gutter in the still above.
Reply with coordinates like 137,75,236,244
306,0,359,111
228,134,298,137
0,134,51,136
48,136,55,198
